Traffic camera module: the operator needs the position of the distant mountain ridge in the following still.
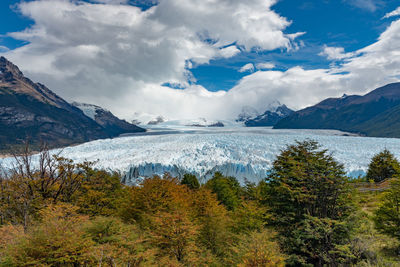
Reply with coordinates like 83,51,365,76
0,57,144,151
72,102,144,137
274,82,400,137
237,102,294,127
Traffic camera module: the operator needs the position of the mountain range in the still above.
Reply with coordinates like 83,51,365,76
0,57,144,151
274,82,400,138
237,103,294,127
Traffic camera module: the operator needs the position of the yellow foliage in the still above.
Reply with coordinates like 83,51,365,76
233,229,286,267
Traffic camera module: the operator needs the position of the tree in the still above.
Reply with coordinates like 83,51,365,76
264,140,356,266
0,204,95,266
366,149,400,183
231,229,286,267
205,172,242,210
84,216,153,266
119,174,192,227
374,178,400,240
0,145,92,230
181,174,200,190
72,170,126,216
192,188,233,260
149,210,198,263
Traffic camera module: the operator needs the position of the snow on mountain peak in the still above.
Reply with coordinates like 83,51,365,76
72,102,110,120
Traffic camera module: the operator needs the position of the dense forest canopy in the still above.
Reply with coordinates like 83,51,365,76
0,141,399,266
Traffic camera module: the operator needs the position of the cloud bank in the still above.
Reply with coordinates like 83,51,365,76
2,0,400,121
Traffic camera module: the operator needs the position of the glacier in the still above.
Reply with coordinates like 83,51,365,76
2,126,400,184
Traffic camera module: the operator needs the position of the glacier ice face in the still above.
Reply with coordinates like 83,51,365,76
2,127,400,184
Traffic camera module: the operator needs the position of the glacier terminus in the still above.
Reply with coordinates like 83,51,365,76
2,125,400,184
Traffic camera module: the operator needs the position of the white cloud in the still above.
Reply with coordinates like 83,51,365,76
219,45,241,59
383,7,400,19
345,0,382,12
0,46,9,53
90,0,129,4
225,17,400,112
256,62,275,70
2,0,400,121
2,0,300,120
319,45,356,60
239,63,255,73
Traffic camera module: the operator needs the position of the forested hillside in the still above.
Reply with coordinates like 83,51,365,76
0,142,399,266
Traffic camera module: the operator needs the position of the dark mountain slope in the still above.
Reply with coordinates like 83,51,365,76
0,57,144,151
72,102,145,137
244,104,294,127
274,83,400,137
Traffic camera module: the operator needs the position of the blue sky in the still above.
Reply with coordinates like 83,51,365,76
193,0,400,91
1,0,400,120
1,0,398,92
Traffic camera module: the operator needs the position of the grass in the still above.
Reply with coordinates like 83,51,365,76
354,190,400,266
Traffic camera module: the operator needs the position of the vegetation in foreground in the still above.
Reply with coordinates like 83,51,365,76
0,141,399,266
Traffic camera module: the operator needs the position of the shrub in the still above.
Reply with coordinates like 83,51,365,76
366,149,400,183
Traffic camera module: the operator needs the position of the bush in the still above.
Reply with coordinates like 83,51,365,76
374,178,400,240
366,149,400,183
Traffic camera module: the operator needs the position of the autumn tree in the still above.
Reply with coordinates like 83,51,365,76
0,204,94,266
366,149,400,183
11,145,88,204
0,145,94,229
84,216,154,266
231,229,286,267
119,174,193,227
150,210,199,263
72,169,126,216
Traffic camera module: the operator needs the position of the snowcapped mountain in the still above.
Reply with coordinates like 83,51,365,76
72,102,145,136
237,101,294,127
236,106,260,122
245,104,294,127
131,112,167,125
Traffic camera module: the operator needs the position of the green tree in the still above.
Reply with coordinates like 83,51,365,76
366,149,400,183
192,188,233,260
264,140,356,266
181,173,200,190
374,178,400,240
205,172,242,210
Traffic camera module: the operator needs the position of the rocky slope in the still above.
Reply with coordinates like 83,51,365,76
72,102,145,136
274,83,400,137
244,105,294,127
237,103,294,127
0,57,144,151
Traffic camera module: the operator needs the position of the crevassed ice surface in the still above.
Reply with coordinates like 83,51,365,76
2,127,400,184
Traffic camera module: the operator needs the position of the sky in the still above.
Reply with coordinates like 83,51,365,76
0,0,400,121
